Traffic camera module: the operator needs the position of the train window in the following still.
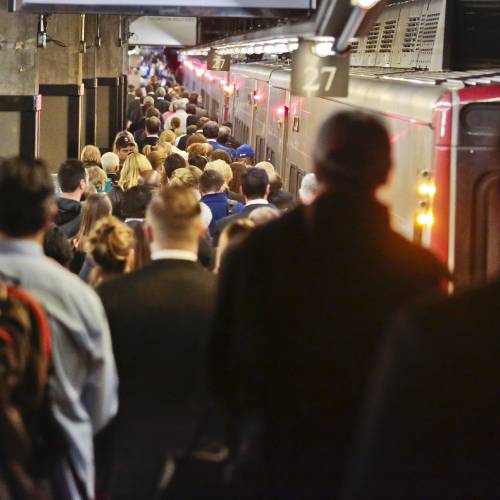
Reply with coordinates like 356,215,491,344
212,100,219,121
200,89,206,108
289,164,298,195
269,149,276,166
256,136,265,163
461,103,500,135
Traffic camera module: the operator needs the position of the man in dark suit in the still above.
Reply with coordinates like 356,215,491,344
213,167,274,245
209,111,448,499
342,283,500,500
154,87,170,114
98,187,217,500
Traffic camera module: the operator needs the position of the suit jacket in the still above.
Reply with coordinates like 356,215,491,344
213,202,271,246
139,135,159,153
98,259,217,499
209,193,448,499
342,280,500,500
155,97,170,114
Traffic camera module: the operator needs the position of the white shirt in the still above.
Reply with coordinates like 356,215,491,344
151,249,197,262
246,198,269,206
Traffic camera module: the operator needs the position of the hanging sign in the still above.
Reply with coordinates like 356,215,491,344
291,40,349,98
207,49,231,71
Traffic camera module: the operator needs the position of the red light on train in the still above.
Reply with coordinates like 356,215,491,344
254,94,262,102
277,105,289,117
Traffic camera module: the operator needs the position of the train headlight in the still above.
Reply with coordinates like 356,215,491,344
416,212,434,227
417,183,436,196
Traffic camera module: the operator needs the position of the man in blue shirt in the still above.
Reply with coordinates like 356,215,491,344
203,121,235,159
0,157,118,500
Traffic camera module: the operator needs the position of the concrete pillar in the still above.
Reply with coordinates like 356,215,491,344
93,15,129,150
38,14,84,169
0,0,40,160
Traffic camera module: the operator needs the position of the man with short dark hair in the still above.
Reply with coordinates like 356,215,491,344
56,159,87,238
218,124,240,150
139,116,161,152
167,100,188,133
0,157,117,500
115,135,135,168
209,111,448,499
98,187,216,499
203,121,235,158
154,87,170,113
213,167,272,244
164,153,187,179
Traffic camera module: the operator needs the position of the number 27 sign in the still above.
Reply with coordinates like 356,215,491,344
291,40,349,98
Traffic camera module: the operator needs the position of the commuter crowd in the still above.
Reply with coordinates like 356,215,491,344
0,71,498,500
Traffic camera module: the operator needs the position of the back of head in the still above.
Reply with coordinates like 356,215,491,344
299,172,319,205
122,185,152,219
211,149,232,164
173,100,187,112
101,152,120,174
146,116,161,135
0,157,54,237
229,162,246,193
187,133,208,149
187,142,213,158
80,144,101,166
241,167,269,200
43,225,73,267
156,87,166,98
88,216,135,275
197,117,210,130
203,121,219,139
187,115,198,128
169,167,200,190
205,159,232,185
147,187,201,247
119,153,151,191
77,192,112,241
186,104,196,116
170,116,181,130
143,95,155,107
248,206,280,226
160,129,177,146
58,159,86,194
200,169,225,194
235,144,255,162
87,166,107,192
145,107,161,119
217,126,231,144
255,161,276,183
147,149,168,171
189,92,198,104
186,124,198,136
164,153,187,178
188,154,208,171
313,111,391,193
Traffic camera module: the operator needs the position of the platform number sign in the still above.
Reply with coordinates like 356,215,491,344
291,40,349,98
207,49,231,71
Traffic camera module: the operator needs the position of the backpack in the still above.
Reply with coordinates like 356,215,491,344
0,281,63,499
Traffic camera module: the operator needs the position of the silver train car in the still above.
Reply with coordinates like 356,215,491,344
185,61,500,289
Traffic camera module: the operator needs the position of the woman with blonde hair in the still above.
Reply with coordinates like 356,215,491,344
86,216,135,287
160,129,189,160
87,166,108,192
187,142,213,158
108,153,152,219
71,193,112,274
81,145,101,168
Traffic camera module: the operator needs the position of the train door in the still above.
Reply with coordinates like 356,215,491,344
266,83,290,178
232,75,254,144
453,95,500,289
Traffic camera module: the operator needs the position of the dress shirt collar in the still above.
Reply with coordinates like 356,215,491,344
151,249,197,262
245,198,269,207
0,238,43,257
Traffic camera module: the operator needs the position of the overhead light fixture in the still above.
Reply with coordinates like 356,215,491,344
315,41,334,57
351,0,382,8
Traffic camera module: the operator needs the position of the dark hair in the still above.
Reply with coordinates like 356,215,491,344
122,185,153,219
146,116,161,135
186,124,197,135
43,226,73,267
313,111,391,191
186,103,196,115
189,93,199,104
187,115,198,128
241,167,269,199
222,121,233,129
58,159,86,193
145,84,154,94
217,128,230,145
211,149,231,163
164,153,187,178
203,121,219,139
188,154,208,170
229,162,246,193
200,169,224,194
0,157,54,237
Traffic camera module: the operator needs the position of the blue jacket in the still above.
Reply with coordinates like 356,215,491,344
201,192,243,235
208,140,236,159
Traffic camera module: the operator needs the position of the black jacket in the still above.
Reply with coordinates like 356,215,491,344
107,185,125,220
213,202,274,246
209,193,448,499
98,259,217,500
139,135,159,153
55,197,81,238
342,280,500,500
